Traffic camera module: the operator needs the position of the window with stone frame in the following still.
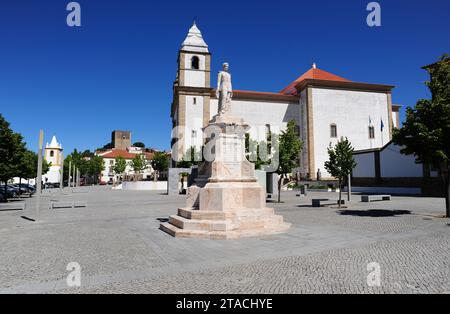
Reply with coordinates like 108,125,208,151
193,97,197,105
369,126,375,139
50,150,54,157
330,124,337,138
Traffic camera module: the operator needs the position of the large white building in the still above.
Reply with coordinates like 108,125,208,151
171,23,401,179
97,148,155,184
43,136,63,184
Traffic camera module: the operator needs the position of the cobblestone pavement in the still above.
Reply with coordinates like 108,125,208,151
0,186,449,294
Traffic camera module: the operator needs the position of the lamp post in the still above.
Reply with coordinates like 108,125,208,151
35,130,44,221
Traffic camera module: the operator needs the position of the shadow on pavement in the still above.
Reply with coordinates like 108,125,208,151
337,209,411,217
20,216,36,222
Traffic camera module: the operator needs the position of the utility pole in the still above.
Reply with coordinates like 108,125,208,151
68,160,72,188
347,173,352,202
35,130,44,221
60,153,64,191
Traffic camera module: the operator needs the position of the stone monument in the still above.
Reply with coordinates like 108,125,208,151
160,63,290,239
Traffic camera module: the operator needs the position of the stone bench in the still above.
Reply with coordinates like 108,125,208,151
0,203,26,211
361,195,391,202
312,199,346,207
312,199,330,207
49,201,87,209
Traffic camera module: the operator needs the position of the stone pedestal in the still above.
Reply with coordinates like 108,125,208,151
160,114,290,239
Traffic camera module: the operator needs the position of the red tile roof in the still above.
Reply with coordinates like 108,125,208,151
280,67,352,95
98,150,154,160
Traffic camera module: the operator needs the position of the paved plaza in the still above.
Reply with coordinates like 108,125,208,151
0,186,449,294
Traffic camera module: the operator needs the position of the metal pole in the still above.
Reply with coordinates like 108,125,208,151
60,153,64,191
347,173,352,202
68,161,72,188
35,130,44,221
73,166,76,188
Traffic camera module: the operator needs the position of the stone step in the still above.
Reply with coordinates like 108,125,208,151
177,207,275,221
169,215,236,232
160,221,291,240
169,212,285,232
178,208,228,220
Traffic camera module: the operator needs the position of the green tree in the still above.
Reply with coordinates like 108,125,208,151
129,154,148,181
176,146,201,191
0,114,26,190
133,142,145,148
87,155,104,184
151,152,169,182
177,146,201,168
324,137,357,208
245,134,271,170
393,55,450,217
275,120,302,203
113,156,127,182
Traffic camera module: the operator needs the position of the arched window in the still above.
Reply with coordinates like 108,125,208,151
191,56,200,70
50,150,54,157
330,124,337,138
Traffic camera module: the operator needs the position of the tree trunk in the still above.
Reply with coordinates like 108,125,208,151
440,163,450,218
277,174,283,203
19,177,22,196
446,169,450,218
338,179,342,208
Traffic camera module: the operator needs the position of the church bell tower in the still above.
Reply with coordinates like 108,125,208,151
171,22,212,164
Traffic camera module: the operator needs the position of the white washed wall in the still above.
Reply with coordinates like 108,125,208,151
312,88,390,177
380,144,423,177
353,153,376,177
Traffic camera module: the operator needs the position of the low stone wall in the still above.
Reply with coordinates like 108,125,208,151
121,181,168,191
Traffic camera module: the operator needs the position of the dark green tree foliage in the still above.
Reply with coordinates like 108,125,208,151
275,120,303,203
151,152,169,181
129,154,148,180
0,114,26,189
177,146,201,169
324,137,357,208
113,156,127,177
393,54,450,217
245,134,271,170
133,142,145,148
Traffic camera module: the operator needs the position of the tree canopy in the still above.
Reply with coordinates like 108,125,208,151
393,54,450,216
324,137,357,208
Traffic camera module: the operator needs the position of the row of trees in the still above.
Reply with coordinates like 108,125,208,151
112,151,169,182
63,149,104,185
0,114,50,190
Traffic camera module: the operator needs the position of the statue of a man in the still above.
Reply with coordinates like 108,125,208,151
216,62,233,115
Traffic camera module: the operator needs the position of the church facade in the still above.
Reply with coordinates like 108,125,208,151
171,23,401,179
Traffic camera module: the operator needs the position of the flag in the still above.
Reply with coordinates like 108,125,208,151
381,118,384,132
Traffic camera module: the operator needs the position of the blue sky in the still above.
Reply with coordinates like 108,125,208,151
0,0,449,154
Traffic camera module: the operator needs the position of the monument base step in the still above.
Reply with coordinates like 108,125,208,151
160,221,290,240
160,207,290,239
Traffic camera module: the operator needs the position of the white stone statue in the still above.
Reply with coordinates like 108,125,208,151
216,62,233,115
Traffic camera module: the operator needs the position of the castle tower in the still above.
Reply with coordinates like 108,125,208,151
43,136,63,184
171,22,212,164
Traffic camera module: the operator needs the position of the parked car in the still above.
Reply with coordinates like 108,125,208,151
0,186,18,199
0,190,7,202
13,183,36,195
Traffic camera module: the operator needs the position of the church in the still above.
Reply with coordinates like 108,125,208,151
170,23,401,179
